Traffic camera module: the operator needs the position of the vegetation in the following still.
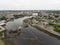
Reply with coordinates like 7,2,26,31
23,19,29,23
48,16,54,20
0,16,7,20
54,27,60,32
0,39,5,45
0,26,5,37
14,15,24,19
49,23,60,32
46,10,60,14
0,39,15,45
0,32,3,37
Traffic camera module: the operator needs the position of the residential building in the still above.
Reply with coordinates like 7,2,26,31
32,13,38,17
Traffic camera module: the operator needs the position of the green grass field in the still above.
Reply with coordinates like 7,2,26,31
0,39,15,45
0,39,5,45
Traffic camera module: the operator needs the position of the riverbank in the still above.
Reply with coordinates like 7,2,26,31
0,38,15,45
31,24,60,39
23,18,60,39
0,39,5,45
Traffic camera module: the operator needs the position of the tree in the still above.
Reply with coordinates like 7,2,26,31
0,16,7,20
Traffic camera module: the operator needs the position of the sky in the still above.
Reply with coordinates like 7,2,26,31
0,0,60,10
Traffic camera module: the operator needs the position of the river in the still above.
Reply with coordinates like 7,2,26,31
5,16,32,31
5,16,60,45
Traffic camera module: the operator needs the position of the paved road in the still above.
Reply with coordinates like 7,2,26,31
7,26,60,45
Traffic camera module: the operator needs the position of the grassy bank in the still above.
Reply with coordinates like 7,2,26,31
0,38,15,45
49,23,60,32
0,39,5,45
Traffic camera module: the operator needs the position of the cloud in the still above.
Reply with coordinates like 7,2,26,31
0,0,60,10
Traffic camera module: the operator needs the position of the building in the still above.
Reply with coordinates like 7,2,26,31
23,11,32,16
32,13,38,17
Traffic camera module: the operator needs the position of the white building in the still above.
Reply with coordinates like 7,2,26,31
32,13,38,17
0,20,6,26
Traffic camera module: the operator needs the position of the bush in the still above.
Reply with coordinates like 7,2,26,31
0,32,3,37
49,23,60,32
0,16,7,20
54,27,60,32
49,23,60,27
14,15,24,19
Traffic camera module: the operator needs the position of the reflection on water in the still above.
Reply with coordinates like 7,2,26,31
6,16,32,31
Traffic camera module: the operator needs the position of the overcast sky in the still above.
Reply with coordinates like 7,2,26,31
0,0,60,10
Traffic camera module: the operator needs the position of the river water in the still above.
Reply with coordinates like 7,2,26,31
5,16,32,31
5,16,60,45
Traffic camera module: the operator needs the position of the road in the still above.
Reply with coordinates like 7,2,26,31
7,26,60,45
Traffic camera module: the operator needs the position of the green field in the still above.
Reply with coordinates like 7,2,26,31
0,39,15,45
0,39,5,45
